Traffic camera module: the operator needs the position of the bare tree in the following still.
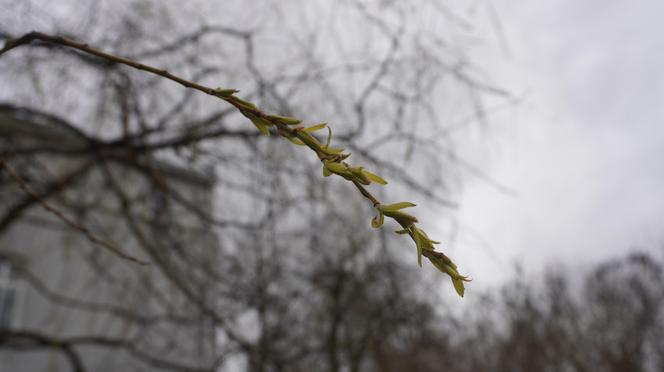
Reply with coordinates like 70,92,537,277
0,1,510,371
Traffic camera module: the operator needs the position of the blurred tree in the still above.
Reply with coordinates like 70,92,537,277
0,1,511,371
442,252,664,372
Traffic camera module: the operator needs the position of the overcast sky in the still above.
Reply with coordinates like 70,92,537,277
2,0,660,291
452,0,664,286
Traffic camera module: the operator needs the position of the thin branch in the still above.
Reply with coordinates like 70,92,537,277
0,159,95,232
0,158,149,265
128,24,251,60
0,31,469,295
0,330,211,372
0,32,379,208
0,331,86,372
0,32,218,96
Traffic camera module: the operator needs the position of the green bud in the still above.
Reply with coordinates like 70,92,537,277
297,132,324,151
323,147,346,155
267,114,302,125
323,161,353,180
228,95,257,110
276,127,307,145
244,112,271,136
304,123,327,132
214,88,239,97
325,126,332,148
413,228,424,267
453,278,467,298
371,212,384,228
430,256,471,298
286,137,306,146
363,170,387,185
348,166,371,185
380,202,416,212
381,209,418,227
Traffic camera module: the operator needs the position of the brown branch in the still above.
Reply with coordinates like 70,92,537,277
0,31,469,294
0,32,218,96
351,180,381,207
0,330,86,372
0,32,382,206
0,159,95,233
0,158,149,265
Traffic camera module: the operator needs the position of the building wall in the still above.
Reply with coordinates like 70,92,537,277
0,112,218,372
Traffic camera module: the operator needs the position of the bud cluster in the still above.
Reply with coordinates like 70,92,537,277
214,87,470,297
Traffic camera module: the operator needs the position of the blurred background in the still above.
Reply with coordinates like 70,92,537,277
0,1,662,371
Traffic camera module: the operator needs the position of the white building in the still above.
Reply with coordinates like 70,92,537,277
0,105,219,372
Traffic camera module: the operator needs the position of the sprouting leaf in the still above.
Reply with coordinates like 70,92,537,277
304,123,327,132
413,228,439,255
286,137,306,146
413,229,424,267
245,112,271,136
325,126,332,148
229,95,257,110
322,165,331,177
452,278,466,298
380,202,416,211
214,88,239,97
381,209,418,227
430,256,471,298
324,161,348,174
417,228,440,245
394,228,410,235
349,167,371,185
371,212,384,228
297,132,324,151
267,114,302,125
323,161,354,181
363,170,387,185
324,147,346,154
252,120,270,136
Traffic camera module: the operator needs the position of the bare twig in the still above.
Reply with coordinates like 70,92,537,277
0,31,469,295
0,32,382,209
0,158,149,265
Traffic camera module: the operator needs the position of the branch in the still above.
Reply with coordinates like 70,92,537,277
0,330,211,372
0,159,95,232
0,32,217,96
98,161,254,350
0,158,149,265
12,264,202,327
0,330,86,372
0,31,470,296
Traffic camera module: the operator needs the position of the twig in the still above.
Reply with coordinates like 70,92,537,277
0,31,470,295
0,32,385,222
0,158,149,265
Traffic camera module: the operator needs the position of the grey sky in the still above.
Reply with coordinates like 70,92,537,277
453,0,664,286
1,0,660,291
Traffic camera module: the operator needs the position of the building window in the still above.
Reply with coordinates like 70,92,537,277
0,259,16,330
